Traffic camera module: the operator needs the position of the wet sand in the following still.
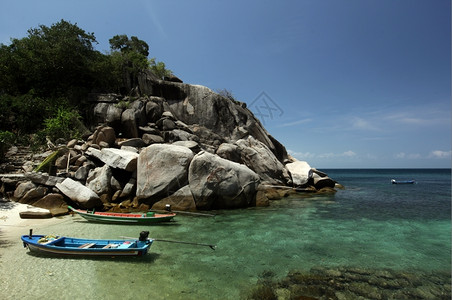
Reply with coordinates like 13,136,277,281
0,200,63,240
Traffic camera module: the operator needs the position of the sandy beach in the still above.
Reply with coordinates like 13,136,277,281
0,200,63,240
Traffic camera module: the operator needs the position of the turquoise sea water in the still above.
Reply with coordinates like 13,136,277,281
0,169,450,299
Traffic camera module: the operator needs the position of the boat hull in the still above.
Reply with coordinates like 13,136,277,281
21,235,152,257
391,179,415,184
68,206,176,224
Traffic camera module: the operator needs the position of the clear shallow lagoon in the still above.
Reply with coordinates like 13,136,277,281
1,169,450,299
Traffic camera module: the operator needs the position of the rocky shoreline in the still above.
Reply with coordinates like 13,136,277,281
0,76,342,217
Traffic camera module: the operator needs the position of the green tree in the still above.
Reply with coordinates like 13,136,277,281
109,35,150,92
149,58,173,79
109,34,149,56
41,107,83,143
0,19,107,104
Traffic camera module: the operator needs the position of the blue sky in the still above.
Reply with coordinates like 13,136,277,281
1,0,450,168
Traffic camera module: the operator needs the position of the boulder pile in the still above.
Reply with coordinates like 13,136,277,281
0,76,341,215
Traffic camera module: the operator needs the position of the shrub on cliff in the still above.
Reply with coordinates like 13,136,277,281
149,58,173,79
40,107,84,143
0,130,15,161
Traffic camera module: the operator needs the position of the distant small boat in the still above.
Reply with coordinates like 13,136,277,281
21,230,153,257
68,206,176,224
391,179,415,184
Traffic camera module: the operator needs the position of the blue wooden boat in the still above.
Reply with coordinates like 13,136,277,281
21,230,153,257
391,179,415,184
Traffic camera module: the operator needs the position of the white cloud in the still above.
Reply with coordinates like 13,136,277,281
395,151,452,160
383,104,451,127
395,152,406,159
429,150,452,159
394,152,422,159
287,150,315,159
350,117,380,131
288,149,356,160
317,152,335,159
278,118,312,128
342,150,356,157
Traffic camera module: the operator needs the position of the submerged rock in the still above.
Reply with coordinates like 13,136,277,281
246,267,451,300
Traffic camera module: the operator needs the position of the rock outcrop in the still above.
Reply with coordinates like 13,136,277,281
0,75,339,214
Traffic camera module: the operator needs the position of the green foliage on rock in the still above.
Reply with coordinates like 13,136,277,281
0,130,15,161
41,107,84,143
149,58,173,79
115,99,131,109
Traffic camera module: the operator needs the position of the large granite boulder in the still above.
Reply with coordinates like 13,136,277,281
121,108,141,138
86,165,113,197
285,160,313,187
119,177,136,198
13,181,37,200
235,136,291,185
136,144,194,202
85,147,138,172
145,97,164,122
56,178,102,209
119,99,148,138
18,186,48,204
91,126,116,147
312,172,336,190
216,143,242,163
188,151,260,209
91,101,123,133
32,193,67,210
24,172,64,186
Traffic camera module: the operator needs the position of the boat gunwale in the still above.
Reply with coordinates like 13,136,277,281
68,206,176,223
21,235,152,256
